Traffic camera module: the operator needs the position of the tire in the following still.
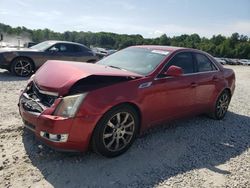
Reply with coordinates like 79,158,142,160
11,57,34,77
87,59,97,63
92,105,139,157
211,90,231,120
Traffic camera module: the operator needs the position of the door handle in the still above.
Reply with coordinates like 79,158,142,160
190,82,198,88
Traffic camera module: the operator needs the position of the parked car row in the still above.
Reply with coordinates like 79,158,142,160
215,57,250,66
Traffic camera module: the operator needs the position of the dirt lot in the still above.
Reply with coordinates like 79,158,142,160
0,65,249,188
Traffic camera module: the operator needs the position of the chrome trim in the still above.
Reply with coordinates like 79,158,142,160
25,111,40,116
154,50,220,81
154,70,220,80
33,82,59,97
39,90,59,97
139,81,152,89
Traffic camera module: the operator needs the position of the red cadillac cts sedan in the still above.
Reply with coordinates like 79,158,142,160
18,46,235,157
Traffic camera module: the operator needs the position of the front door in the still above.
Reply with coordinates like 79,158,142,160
144,52,198,126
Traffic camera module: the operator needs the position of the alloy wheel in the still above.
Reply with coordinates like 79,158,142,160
102,112,135,152
216,92,230,118
14,59,33,76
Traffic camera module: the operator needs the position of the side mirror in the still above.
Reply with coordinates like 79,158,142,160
163,65,183,77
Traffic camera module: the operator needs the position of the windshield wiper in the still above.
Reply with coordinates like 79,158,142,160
108,65,122,69
108,65,127,71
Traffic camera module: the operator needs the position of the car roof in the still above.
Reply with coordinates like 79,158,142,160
45,40,87,47
133,45,189,52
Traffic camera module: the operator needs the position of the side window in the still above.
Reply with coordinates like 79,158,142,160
59,44,67,52
51,43,68,52
164,52,194,74
73,45,85,53
195,53,217,72
62,44,86,53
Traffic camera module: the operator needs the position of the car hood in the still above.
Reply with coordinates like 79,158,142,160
34,60,143,96
0,47,39,52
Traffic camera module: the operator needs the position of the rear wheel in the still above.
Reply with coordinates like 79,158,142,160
11,57,34,77
87,59,97,63
212,90,231,120
92,105,139,157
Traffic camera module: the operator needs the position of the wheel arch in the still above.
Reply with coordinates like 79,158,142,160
90,101,142,148
223,88,232,98
116,102,142,133
99,102,142,135
209,87,232,116
89,101,142,156
217,87,232,102
209,87,232,120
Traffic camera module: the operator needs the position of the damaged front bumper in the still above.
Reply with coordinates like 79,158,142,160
18,82,99,152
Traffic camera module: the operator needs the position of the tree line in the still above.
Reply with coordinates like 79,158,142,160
1,23,250,59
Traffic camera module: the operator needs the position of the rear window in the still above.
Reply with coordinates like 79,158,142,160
195,53,217,72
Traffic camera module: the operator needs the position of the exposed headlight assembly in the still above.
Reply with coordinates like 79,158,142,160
53,93,87,118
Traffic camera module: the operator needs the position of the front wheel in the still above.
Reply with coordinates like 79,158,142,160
212,90,231,120
92,105,139,157
11,57,34,77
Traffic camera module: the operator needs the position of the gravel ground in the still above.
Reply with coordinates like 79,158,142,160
0,65,249,188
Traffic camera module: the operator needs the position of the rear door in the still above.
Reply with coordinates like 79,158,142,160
53,43,77,61
72,45,95,62
192,52,221,112
43,43,70,61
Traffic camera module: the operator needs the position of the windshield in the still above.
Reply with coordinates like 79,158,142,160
97,47,169,75
31,41,56,51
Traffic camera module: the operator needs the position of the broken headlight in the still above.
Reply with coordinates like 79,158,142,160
53,93,87,118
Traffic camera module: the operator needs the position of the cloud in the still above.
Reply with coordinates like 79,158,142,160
28,10,62,20
113,1,136,10
230,21,250,34
16,0,31,7
148,30,165,37
71,15,147,34
0,2,249,39
146,21,250,38
0,9,10,15
56,17,250,38
66,13,250,38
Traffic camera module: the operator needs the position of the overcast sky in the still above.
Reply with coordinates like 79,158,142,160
0,0,250,38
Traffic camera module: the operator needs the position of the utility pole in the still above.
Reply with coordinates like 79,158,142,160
17,35,21,50
0,33,3,48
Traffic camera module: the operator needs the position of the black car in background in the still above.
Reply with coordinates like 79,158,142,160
0,40,97,76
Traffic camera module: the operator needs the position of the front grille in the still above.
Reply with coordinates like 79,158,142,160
20,95,44,113
31,83,57,107
20,82,58,113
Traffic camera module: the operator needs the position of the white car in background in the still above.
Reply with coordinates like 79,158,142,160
214,57,227,65
239,59,250,66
